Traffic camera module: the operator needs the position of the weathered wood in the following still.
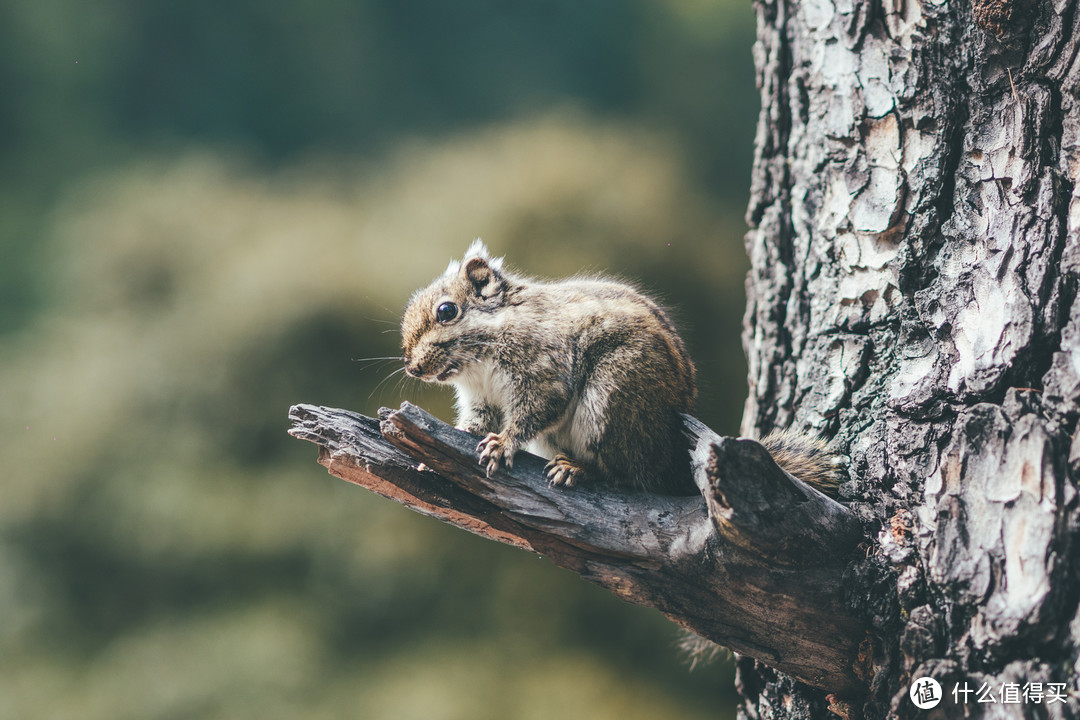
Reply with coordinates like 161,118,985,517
288,401,870,694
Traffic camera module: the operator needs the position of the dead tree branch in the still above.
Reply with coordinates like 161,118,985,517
287,401,870,694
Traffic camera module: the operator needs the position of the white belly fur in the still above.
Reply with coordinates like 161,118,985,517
453,359,512,427
453,360,595,464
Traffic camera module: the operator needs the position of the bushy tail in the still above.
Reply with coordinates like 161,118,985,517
677,630,730,670
760,429,844,498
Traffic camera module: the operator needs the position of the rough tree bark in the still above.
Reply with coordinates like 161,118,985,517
743,0,1080,716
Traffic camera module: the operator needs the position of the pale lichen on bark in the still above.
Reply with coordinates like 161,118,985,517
743,0,1080,714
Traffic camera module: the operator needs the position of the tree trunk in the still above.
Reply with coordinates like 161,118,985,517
743,0,1080,716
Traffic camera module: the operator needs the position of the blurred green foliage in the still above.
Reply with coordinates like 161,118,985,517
0,1,757,718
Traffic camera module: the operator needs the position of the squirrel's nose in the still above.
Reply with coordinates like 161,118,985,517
404,359,422,378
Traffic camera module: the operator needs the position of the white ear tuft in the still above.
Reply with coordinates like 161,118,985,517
445,238,503,275
463,238,490,259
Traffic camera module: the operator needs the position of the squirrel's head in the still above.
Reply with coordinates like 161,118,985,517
401,239,508,383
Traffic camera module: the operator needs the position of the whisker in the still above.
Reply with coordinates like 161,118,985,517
372,302,401,320
369,366,409,401
394,372,414,398
393,373,427,407
358,315,398,326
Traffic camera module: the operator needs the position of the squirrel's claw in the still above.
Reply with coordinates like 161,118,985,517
477,432,515,477
545,454,585,487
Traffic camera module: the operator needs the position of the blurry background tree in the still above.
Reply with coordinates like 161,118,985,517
0,2,758,719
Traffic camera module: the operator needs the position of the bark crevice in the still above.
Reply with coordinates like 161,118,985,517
744,0,1080,715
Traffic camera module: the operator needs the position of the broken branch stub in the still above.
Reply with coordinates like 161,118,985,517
287,401,869,694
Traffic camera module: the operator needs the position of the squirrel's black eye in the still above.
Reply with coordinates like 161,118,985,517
436,301,459,323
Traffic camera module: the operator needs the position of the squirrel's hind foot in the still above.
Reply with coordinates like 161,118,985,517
544,454,586,487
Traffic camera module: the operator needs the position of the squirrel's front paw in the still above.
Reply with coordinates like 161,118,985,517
545,454,586,487
477,432,517,477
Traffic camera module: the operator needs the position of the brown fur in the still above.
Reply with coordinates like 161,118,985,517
401,241,697,494
760,429,843,497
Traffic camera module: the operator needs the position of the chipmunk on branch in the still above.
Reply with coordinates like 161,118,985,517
400,240,842,497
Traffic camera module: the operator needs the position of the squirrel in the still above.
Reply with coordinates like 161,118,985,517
401,240,843,497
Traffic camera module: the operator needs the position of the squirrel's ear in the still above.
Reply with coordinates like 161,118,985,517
464,257,504,299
